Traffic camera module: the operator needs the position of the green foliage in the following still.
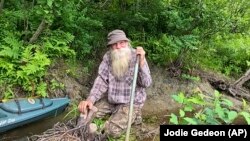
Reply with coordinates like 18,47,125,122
50,79,64,90
2,87,15,100
169,91,250,125
36,82,47,97
0,0,90,98
181,74,200,82
41,30,76,58
193,34,250,76
147,34,200,66
0,34,51,97
93,117,129,141
213,35,250,76
1,0,250,98
64,102,79,119
93,118,105,130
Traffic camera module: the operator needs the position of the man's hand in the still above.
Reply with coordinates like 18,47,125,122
78,100,93,115
136,46,146,67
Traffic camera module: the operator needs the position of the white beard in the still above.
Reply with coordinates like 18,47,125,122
111,47,132,79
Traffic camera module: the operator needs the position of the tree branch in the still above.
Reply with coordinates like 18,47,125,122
29,19,47,44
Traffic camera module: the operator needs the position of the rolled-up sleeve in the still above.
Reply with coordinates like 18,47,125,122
137,59,152,88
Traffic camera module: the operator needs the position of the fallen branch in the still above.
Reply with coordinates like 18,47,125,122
233,69,250,88
208,69,250,101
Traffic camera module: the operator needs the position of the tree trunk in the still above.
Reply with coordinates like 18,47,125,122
29,19,46,44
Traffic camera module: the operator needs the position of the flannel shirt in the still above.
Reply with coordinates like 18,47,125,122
87,49,152,108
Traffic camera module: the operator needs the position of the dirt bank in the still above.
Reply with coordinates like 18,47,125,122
45,59,247,141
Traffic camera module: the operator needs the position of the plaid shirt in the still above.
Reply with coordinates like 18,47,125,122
87,49,152,108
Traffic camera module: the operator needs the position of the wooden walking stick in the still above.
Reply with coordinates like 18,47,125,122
125,55,140,141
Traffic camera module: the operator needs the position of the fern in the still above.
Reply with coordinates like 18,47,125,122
0,59,15,74
41,30,76,58
21,45,37,63
32,51,51,68
0,36,22,59
36,82,48,97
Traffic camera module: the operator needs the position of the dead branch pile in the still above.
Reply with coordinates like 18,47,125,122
28,118,89,141
28,106,104,141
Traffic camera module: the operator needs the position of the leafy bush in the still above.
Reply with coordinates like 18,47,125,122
0,0,100,98
169,91,250,125
192,34,250,77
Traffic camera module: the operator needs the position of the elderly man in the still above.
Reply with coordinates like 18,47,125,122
78,29,152,138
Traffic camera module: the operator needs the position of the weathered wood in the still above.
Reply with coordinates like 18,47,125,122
233,69,250,88
208,69,250,101
228,86,250,101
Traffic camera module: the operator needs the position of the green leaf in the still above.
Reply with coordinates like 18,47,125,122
33,51,51,67
184,105,193,112
187,97,205,105
36,82,48,97
221,98,234,107
227,111,238,121
206,116,221,125
239,112,250,124
204,108,214,116
179,109,185,117
22,45,34,62
0,59,14,71
16,71,28,80
214,90,221,98
0,45,20,59
21,64,39,75
170,113,178,125
47,0,53,8
247,61,250,67
44,10,49,14
242,99,247,110
204,108,220,124
215,104,225,119
171,92,185,103
183,117,198,125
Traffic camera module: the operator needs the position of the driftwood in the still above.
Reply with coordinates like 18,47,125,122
208,69,250,101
